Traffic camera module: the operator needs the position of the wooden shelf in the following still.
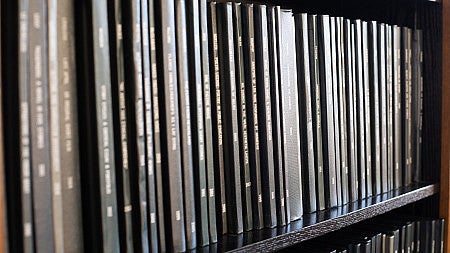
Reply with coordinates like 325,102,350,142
200,183,439,253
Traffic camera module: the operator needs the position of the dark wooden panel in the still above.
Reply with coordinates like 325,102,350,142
188,183,438,252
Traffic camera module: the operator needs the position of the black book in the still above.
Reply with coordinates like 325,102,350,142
411,29,423,183
368,21,381,195
401,27,412,186
361,21,373,198
241,3,264,229
233,2,253,231
354,20,367,199
216,2,244,234
280,9,303,221
344,19,358,202
386,24,394,191
295,13,316,213
318,15,338,208
140,0,158,250
437,219,444,253
107,0,134,251
2,1,33,252
208,2,228,234
56,2,83,252
268,6,286,226
199,0,218,242
148,0,165,248
176,0,198,248
393,25,402,189
154,0,187,249
75,0,120,251
336,17,349,204
330,16,342,207
254,4,277,228
351,23,359,201
121,0,150,251
378,23,388,194
29,0,55,251
308,14,326,210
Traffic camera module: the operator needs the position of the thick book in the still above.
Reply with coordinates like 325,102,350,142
107,0,134,251
268,5,286,226
411,29,423,183
216,2,244,234
147,0,165,249
393,25,402,189
57,1,84,251
280,9,303,221
368,21,382,195
208,2,228,234
29,0,55,251
344,19,358,202
254,4,277,228
362,21,372,198
386,24,394,191
2,1,35,252
401,27,413,186
308,14,326,210
295,13,316,213
378,23,388,194
318,15,338,208
154,0,187,249
354,20,367,199
330,16,342,207
241,3,264,229
122,0,150,251
199,0,218,242
75,0,121,251
233,2,253,231
140,0,158,250
175,0,197,248
336,17,349,205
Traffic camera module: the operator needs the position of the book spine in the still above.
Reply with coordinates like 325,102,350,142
174,0,197,248
406,28,413,186
344,19,358,201
29,0,55,251
207,2,228,234
354,20,367,199
330,16,342,207
233,2,253,231
254,4,277,228
369,21,381,195
308,14,326,210
413,30,423,182
199,0,218,242
57,1,84,251
336,17,349,205
386,25,394,191
48,0,64,252
126,0,150,250
393,26,402,189
140,0,158,250
148,0,165,249
269,6,286,225
295,13,316,213
217,2,243,234
241,4,264,229
107,0,134,250
155,0,187,249
280,10,303,221
318,15,338,208
401,27,410,186
92,0,121,251
378,24,388,194
362,21,372,197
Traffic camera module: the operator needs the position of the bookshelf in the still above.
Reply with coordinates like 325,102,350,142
0,0,447,251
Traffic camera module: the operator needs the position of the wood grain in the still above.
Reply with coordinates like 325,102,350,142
440,0,450,251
